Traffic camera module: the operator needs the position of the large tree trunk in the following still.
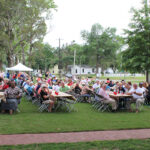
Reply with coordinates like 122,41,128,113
6,49,12,67
15,56,18,64
21,44,25,65
28,38,33,67
101,66,104,76
96,41,100,74
146,70,149,82
96,48,100,74
0,60,2,71
96,53,99,74
7,15,14,67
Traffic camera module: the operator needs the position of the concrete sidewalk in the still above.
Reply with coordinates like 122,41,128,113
0,129,150,146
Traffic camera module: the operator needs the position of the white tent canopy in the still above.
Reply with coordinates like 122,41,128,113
6,63,33,72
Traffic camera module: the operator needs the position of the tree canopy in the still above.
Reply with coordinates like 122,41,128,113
122,0,150,75
0,0,56,68
81,23,123,74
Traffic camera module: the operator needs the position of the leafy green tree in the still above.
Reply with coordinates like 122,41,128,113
58,42,84,73
81,23,122,74
0,0,56,67
0,0,27,66
30,43,54,71
122,0,150,81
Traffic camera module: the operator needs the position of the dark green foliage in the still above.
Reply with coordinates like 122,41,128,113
122,0,150,74
0,0,56,68
81,23,123,73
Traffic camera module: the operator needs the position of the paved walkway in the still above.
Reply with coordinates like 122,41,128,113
1,129,150,146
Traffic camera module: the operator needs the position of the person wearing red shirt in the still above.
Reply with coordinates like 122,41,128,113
3,79,9,90
67,79,73,86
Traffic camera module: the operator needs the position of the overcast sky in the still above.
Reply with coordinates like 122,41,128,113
44,0,142,47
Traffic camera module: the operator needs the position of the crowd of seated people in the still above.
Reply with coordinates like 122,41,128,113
1,71,150,114
14,74,150,113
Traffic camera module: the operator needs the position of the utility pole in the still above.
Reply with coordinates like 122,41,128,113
79,56,81,78
73,49,76,76
58,38,63,79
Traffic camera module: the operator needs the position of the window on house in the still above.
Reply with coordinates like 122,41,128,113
82,69,84,73
76,69,78,73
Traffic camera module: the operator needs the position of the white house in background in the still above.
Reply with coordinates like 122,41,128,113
67,65,102,75
67,65,145,77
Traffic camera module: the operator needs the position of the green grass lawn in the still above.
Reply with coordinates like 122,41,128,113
1,139,150,150
0,98,150,135
79,75,146,83
54,75,146,83
100,76,146,82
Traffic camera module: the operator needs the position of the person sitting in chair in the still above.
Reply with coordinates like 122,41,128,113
40,84,54,112
92,80,100,91
72,82,82,94
126,83,144,113
80,83,93,102
60,82,70,93
99,84,117,111
2,78,9,90
2,80,22,115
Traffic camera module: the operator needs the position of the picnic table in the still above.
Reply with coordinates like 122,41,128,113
0,92,6,102
108,91,132,99
50,90,76,112
108,91,132,110
51,90,76,101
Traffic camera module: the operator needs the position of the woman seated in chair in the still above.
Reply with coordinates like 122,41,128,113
40,84,54,112
2,80,22,115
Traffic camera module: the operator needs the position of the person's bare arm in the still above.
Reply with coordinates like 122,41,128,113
134,92,142,96
126,92,133,95
43,95,49,99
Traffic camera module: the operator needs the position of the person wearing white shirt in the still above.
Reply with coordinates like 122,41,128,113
127,83,144,113
53,83,60,92
124,83,132,93
92,80,100,92
139,82,147,97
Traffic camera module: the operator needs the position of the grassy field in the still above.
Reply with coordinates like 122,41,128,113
79,75,146,83
100,76,146,81
56,74,146,82
1,139,150,150
0,98,150,134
